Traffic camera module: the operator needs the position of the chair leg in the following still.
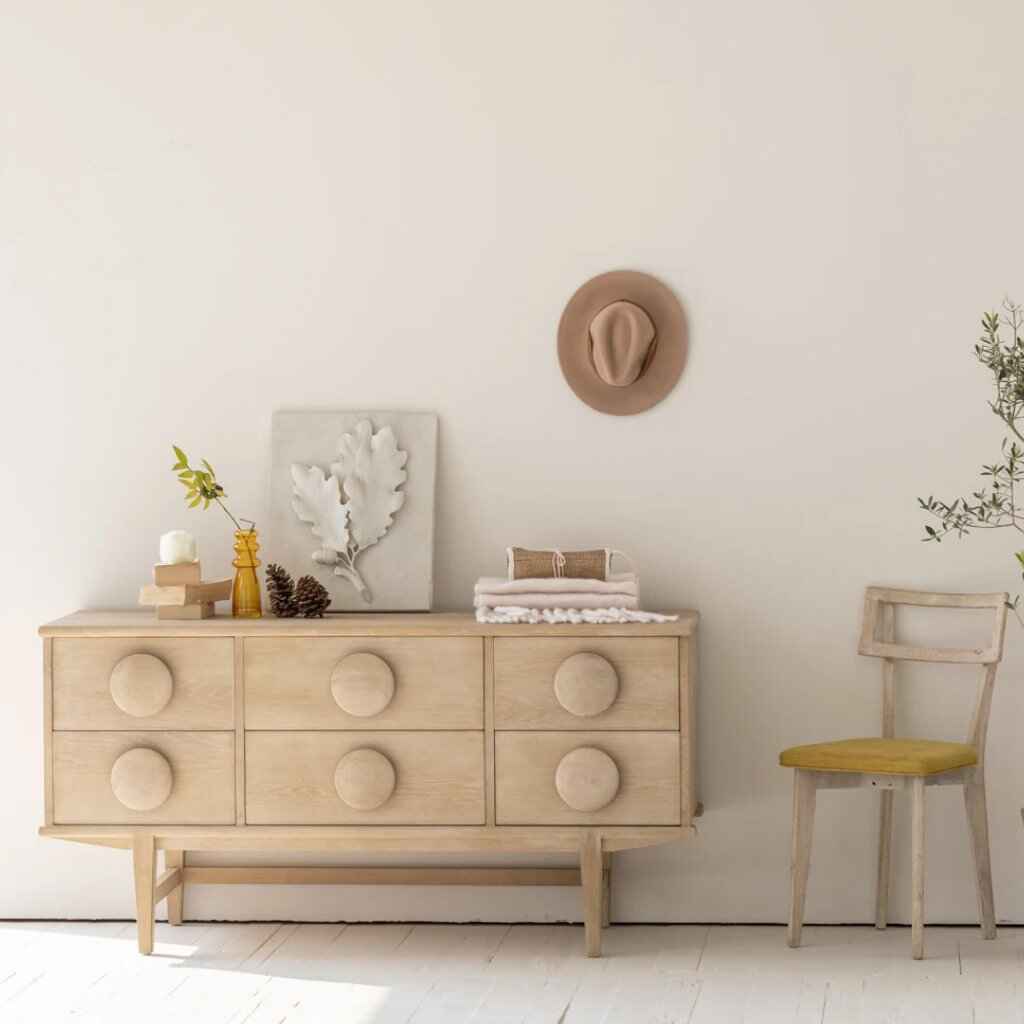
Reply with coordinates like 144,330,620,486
787,769,816,948
911,777,926,960
875,788,894,929
132,832,156,955
964,778,997,939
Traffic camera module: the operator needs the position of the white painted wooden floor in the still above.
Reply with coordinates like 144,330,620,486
1,921,1021,1023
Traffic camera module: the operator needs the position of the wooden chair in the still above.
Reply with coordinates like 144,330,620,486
779,587,1008,959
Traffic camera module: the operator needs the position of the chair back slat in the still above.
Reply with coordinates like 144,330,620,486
859,587,1008,666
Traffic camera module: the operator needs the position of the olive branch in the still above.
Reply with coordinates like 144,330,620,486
918,299,1024,619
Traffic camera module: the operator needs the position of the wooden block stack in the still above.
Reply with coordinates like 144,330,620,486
139,562,232,620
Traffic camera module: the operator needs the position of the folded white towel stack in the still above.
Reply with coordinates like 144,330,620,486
473,572,640,611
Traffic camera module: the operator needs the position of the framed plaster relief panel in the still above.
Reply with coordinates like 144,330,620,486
269,410,437,611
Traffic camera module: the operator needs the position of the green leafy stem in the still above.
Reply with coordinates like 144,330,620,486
918,299,1024,620
171,446,256,565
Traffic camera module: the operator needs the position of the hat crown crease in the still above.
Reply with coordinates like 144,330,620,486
588,300,656,387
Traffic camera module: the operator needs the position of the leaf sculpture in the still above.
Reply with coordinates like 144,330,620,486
290,420,408,604
289,464,350,565
331,421,408,549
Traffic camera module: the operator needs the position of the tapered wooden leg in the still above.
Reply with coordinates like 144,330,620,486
964,779,996,939
580,832,603,957
165,850,184,926
911,777,926,960
875,788,894,929
787,769,816,948
601,852,612,928
132,832,156,955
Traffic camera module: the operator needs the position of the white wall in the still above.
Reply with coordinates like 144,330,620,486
4,0,1024,925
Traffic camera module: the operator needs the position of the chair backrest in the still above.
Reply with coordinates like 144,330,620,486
857,587,1009,767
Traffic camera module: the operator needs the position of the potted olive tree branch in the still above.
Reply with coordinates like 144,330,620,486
919,299,1024,619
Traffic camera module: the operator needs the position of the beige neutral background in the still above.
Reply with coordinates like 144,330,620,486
3,1,1024,924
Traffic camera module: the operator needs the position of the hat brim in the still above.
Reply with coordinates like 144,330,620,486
557,270,687,415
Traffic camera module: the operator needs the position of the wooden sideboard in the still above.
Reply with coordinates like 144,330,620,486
39,610,699,956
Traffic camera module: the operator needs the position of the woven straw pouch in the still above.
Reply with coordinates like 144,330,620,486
507,547,608,581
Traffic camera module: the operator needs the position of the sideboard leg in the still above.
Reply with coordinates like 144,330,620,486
601,852,612,928
166,850,184,925
580,832,603,957
132,832,156,955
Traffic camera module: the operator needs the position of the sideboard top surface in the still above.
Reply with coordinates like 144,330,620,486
40,609,699,638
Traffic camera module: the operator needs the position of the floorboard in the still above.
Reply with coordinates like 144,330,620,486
0,922,1019,1023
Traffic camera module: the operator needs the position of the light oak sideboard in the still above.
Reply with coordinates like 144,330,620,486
39,610,699,956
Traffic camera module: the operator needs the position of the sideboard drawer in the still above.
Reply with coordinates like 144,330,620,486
245,638,483,729
53,731,235,824
495,731,680,825
494,638,679,730
246,731,485,824
52,638,234,730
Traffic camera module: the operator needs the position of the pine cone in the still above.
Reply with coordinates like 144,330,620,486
266,562,298,618
294,575,331,617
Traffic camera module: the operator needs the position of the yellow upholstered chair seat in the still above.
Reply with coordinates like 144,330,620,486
779,737,977,776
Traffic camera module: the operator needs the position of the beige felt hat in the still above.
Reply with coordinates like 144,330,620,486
557,270,687,415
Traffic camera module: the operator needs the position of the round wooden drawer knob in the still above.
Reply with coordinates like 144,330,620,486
331,653,396,718
334,749,396,811
110,748,174,811
555,746,620,812
109,653,173,718
553,653,618,717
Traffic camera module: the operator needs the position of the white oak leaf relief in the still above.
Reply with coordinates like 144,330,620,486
289,464,350,565
290,420,408,604
330,421,408,550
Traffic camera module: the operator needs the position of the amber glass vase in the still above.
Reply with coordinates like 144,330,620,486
232,529,262,618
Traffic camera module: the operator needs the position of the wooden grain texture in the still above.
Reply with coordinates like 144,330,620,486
495,731,680,825
859,587,1008,665
682,635,698,823
494,637,678,730
333,748,397,810
52,637,233,730
484,635,496,826
244,637,483,729
911,776,926,959
40,822,688,852
232,637,244,825
580,831,603,957
152,867,182,905
182,865,581,886
4,922,1023,1022
132,832,155,954
41,609,698,637
165,849,184,924
153,561,202,586
875,602,895,930
785,587,1009,958
786,768,816,948
110,747,174,811
53,731,235,825
245,731,485,825
139,579,232,607
964,779,996,939
157,602,215,620
42,638,53,826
